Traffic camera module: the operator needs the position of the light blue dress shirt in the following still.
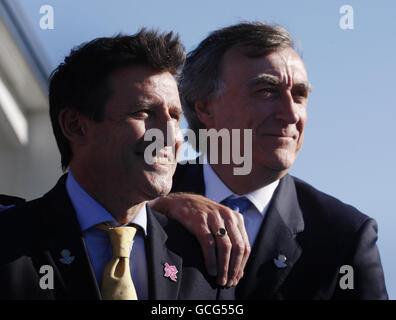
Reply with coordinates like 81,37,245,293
65,172,149,300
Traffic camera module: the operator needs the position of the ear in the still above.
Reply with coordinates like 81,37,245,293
58,109,89,145
194,100,215,129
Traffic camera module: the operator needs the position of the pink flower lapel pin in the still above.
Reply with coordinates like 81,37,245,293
163,263,178,282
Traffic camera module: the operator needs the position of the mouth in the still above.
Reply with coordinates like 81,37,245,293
135,148,176,166
151,155,174,165
258,132,297,147
264,133,296,140
257,126,298,139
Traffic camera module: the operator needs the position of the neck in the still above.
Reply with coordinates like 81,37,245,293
70,165,145,225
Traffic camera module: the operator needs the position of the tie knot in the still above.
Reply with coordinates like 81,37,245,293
96,223,137,258
222,197,251,213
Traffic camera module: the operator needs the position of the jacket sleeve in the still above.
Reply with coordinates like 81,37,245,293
334,218,388,299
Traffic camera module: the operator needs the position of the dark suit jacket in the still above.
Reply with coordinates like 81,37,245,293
171,163,388,300
0,194,25,206
0,175,234,300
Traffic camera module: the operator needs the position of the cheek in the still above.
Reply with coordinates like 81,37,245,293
294,112,307,153
127,120,147,139
118,122,147,155
297,110,307,137
174,139,183,161
212,96,245,129
171,122,184,146
249,101,275,131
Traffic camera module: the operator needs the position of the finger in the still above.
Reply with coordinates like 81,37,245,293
195,226,218,277
214,234,232,287
207,214,231,287
234,213,251,284
221,210,246,286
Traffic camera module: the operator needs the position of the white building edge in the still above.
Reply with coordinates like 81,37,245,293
0,0,61,200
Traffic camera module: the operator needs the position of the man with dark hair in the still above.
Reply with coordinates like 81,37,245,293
150,22,388,299
0,29,234,300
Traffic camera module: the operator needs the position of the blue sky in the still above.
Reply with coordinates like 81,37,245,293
18,0,396,298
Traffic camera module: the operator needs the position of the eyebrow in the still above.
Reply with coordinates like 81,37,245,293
134,99,183,115
134,98,156,109
248,73,312,93
169,105,184,117
294,82,313,94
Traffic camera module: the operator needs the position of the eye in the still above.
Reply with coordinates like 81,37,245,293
131,109,153,119
291,89,309,103
168,107,183,121
171,111,182,121
293,89,308,97
255,87,279,99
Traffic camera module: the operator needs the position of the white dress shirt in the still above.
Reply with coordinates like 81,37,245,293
65,172,149,299
203,157,279,247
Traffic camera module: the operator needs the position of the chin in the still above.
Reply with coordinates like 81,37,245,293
143,174,173,199
150,186,172,199
256,149,296,172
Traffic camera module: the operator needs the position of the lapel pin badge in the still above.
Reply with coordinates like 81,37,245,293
273,254,287,268
59,249,75,265
163,262,178,282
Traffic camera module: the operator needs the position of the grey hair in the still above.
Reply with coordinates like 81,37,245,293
179,21,295,142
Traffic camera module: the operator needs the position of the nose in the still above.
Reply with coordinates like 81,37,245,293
275,90,299,124
160,116,183,163
164,120,182,148
155,111,183,150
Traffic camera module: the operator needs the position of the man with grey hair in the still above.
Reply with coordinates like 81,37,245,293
151,22,388,299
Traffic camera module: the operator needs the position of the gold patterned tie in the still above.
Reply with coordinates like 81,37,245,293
96,223,138,300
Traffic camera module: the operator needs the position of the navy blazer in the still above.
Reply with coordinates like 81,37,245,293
0,175,234,300
171,163,388,300
0,194,25,206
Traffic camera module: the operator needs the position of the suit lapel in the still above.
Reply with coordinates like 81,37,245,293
39,175,101,299
146,205,183,299
237,174,304,299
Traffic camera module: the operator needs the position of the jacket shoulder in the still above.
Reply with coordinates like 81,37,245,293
290,175,372,233
0,196,45,226
279,176,387,300
0,194,25,206
0,197,46,263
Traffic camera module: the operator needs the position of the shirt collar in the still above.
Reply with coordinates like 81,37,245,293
65,171,147,236
203,154,279,215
